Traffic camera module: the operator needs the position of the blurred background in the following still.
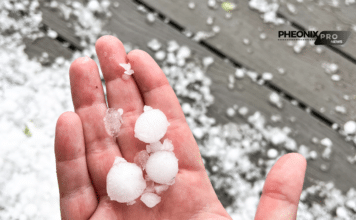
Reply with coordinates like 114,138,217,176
1,0,356,219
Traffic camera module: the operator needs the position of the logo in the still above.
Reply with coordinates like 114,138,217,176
278,30,351,46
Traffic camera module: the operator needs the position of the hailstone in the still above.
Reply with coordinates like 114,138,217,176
134,106,170,143
140,192,161,208
146,139,174,153
107,157,147,203
145,151,179,184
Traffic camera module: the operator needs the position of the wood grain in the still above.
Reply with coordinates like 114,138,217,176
139,0,356,126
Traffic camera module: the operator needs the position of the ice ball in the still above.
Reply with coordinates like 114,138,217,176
146,151,178,184
104,108,124,137
140,192,161,208
134,106,170,143
107,157,147,203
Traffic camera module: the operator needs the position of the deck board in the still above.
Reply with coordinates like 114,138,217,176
139,0,356,126
278,1,356,60
35,0,356,193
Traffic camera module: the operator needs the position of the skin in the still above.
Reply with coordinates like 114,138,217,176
54,35,307,220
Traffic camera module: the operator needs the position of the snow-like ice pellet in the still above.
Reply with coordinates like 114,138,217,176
140,192,161,208
167,40,179,52
146,13,156,23
309,150,318,160
262,72,273,81
320,138,332,148
155,50,166,61
176,46,191,60
335,105,346,114
226,107,236,117
235,68,245,79
212,25,220,33
243,38,250,45
134,150,150,170
267,148,278,158
269,92,283,109
107,157,147,203
331,74,341,81
119,63,134,78
206,16,214,25
134,106,170,143
103,108,124,137
146,151,179,185
344,121,356,135
259,33,267,40
286,3,297,14
208,0,217,9
188,2,196,9
154,184,169,194
238,107,249,116
147,38,162,51
277,67,285,74
166,52,177,64
322,62,338,74
202,56,214,69
147,139,174,153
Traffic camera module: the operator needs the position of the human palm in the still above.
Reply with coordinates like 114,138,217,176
55,35,307,220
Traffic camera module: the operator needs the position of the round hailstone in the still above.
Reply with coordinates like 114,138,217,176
107,157,147,203
134,106,170,143
267,148,278,159
344,121,356,135
146,151,179,185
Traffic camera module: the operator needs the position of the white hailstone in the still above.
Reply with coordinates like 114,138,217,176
226,107,236,117
146,13,156,23
311,137,319,144
320,138,332,148
47,29,58,39
322,62,338,74
154,184,169,194
167,40,179,52
344,121,356,135
188,2,196,9
335,105,346,114
286,3,297,14
269,92,283,109
267,148,278,158
271,114,282,122
298,145,309,159
176,46,191,60
103,108,124,137
331,74,340,81
208,0,217,9
206,16,214,25
238,106,249,116
243,38,250,45
134,150,150,170
155,50,166,61
107,157,147,203
137,5,147,13
146,139,174,153
336,206,349,218
203,56,214,69
177,58,186,67
193,127,204,139
343,95,350,101
277,67,285,74
309,150,318,160
119,63,134,79
212,25,220,33
134,106,170,143
147,38,162,51
246,71,258,81
87,0,102,13
166,53,177,64
235,68,245,79
291,100,298,106
332,123,338,130
322,146,332,160
140,192,161,208
259,33,267,40
145,151,179,185
225,12,232,19
262,72,273,81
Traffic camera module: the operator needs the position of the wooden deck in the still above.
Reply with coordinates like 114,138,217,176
26,0,356,196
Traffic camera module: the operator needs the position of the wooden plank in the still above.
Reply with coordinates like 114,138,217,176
38,0,356,194
24,36,73,64
104,1,356,193
278,1,356,60
139,0,356,126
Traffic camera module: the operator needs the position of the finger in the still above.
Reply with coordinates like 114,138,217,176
69,57,122,197
95,35,144,161
254,153,307,220
55,112,97,220
127,50,204,171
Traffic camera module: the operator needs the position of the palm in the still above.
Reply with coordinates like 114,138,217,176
55,36,306,220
